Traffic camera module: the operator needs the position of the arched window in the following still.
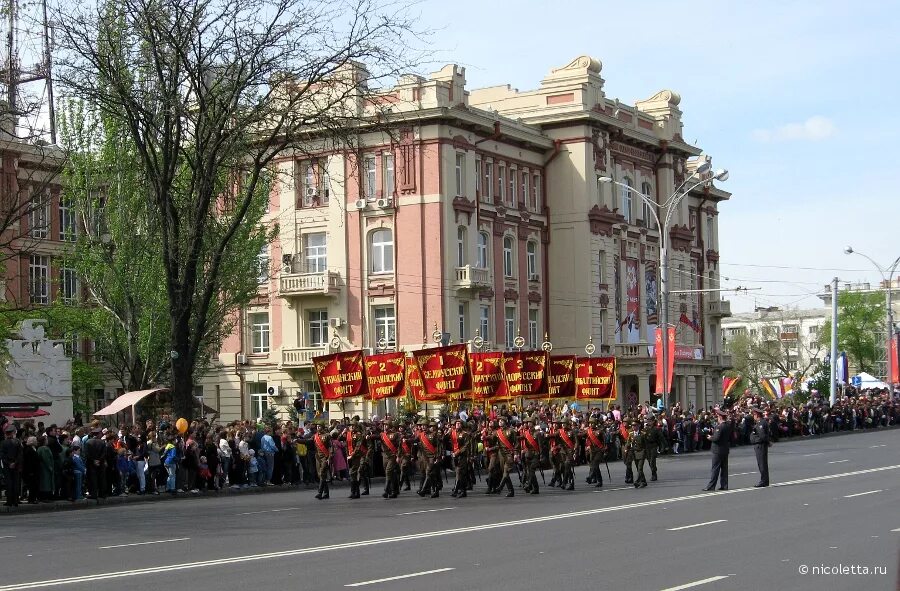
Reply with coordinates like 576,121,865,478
620,177,633,223
526,241,537,279
641,182,654,229
503,236,514,278
456,226,467,267
477,231,489,269
370,228,394,273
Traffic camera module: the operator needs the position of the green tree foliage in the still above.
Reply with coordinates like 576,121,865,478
54,0,420,418
820,291,884,374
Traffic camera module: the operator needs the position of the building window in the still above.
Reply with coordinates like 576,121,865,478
497,164,505,203
508,167,516,206
641,182,654,229
370,228,394,273
456,226,466,267
382,153,395,198
308,309,329,347
29,255,49,304
532,173,540,211
809,325,819,335
59,267,78,304
598,250,607,284
300,161,316,207
690,210,700,246
620,177,633,223
522,172,529,208
480,305,491,341
526,241,537,279
455,153,465,197
484,161,494,202
304,232,327,273
64,333,80,358
458,302,468,342
503,236,514,278
528,309,538,348
476,232,489,269
475,158,482,195
59,197,77,242
249,311,270,354
504,305,516,349
249,382,269,420
29,193,50,239
706,215,714,246
599,309,607,344
256,245,269,284
364,155,377,200
373,305,396,348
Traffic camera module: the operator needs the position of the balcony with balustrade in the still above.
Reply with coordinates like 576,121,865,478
615,342,650,360
705,299,732,318
454,265,492,291
278,271,342,298
280,346,328,369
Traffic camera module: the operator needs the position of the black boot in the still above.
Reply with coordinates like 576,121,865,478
505,478,515,498
361,477,370,496
349,480,360,499
315,481,324,500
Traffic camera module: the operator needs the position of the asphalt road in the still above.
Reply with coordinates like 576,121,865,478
1,428,898,591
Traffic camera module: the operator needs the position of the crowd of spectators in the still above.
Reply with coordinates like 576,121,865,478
1,387,896,507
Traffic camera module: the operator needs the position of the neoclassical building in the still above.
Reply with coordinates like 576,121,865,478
199,55,733,420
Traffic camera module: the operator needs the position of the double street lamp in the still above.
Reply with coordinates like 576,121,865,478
599,161,729,408
843,246,900,390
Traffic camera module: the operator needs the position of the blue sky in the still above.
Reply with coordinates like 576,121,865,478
414,0,900,312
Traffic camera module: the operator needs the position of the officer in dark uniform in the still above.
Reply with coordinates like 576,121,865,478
448,418,470,498
380,420,401,498
309,421,332,500
749,406,770,487
520,415,542,495
643,415,661,481
619,419,634,484
703,409,732,491
627,420,647,488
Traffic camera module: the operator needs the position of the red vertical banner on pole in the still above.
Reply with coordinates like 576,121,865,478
654,328,664,393
666,325,676,393
890,335,899,385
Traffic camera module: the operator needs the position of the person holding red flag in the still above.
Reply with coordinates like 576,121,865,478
447,418,471,498
494,417,519,498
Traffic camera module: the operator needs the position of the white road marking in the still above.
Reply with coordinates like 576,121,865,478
395,508,455,516
344,568,454,587
730,472,754,476
828,460,849,464
98,538,190,549
870,445,886,448
236,507,302,516
666,519,727,531
843,490,882,498
1,464,897,591
803,453,824,457
0,536,16,539
593,487,633,492
660,576,730,591
891,528,900,532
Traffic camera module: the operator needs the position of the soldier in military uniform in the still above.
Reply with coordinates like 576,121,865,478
749,406,770,487
344,419,366,499
448,418,471,498
416,420,443,498
643,415,662,482
619,419,634,484
554,418,577,490
360,424,376,496
308,421,332,500
548,419,564,487
494,417,518,497
627,420,648,488
584,418,607,488
703,408,732,491
482,420,501,494
519,415,542,494
380,420,402,498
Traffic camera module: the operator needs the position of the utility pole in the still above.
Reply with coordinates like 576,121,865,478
829,277,838,406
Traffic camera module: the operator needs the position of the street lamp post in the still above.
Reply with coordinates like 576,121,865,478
843,246,900,390
600,163,729,409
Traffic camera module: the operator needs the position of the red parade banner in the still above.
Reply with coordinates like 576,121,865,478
312,350,368,400
364,351,406,400
412,344,471,398
405,356,435,402
469,351,506,400
890,335,899,386
574,356,617,400
528,355,575,399
502,351,548,397
654,326,676,394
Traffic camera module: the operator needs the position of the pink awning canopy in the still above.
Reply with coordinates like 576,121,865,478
93,388,170,416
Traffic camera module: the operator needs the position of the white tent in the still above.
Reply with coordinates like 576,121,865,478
852,372,889,390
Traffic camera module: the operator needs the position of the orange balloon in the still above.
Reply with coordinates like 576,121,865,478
175,418,188,434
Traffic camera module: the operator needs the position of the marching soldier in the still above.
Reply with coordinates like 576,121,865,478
482,420,501,494
548,419,564,487
309,421,332,500
619,419,634,484
626,419,648,488
494,416,518,497
584,418,607,488
360,424,376,496
448,419,471,498
749,406,770,487
397,422,413,491
416,420,443,498
555,418,578,490
519,415,542,495
643,415,662,482
380,420,402,498
344,419,366,499
703,409,732,491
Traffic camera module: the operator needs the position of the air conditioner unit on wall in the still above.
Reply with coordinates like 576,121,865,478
267,382,280,397
236,353,248,365
329,317,344,328
305,186,318,198
355,198,367,210
376,197,392,208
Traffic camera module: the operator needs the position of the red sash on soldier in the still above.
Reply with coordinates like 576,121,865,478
346,430,355,456
558,429,575,449
381,432,397,454
418,431,437,455
401,440,411,456
619,424,629,441
587,428,606,450
314,433,328,456
496,428,515,452
451,430,460,453
523,430,540,451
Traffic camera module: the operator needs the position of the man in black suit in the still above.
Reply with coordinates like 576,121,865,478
749,406,770,487
703,409,731,491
